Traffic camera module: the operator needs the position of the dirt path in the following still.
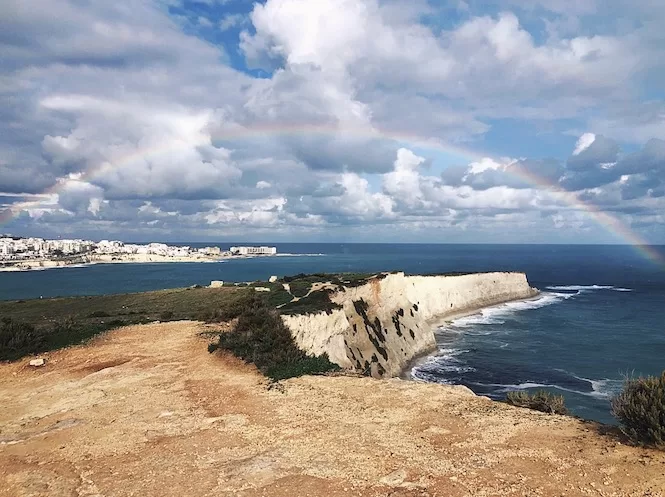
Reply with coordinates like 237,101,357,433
1,322,664,497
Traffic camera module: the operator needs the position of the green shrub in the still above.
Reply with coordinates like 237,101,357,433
611,372,665,448
506,390,568,415
87,310,110,318
208,294,339,380
0,317,48,361
203,290,262,322
288,280,312,298
279,289,342,315
159,310,174,321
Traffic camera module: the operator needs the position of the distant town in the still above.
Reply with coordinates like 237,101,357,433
0,236,277,271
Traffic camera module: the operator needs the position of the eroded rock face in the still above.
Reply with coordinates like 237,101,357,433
283,272,538,378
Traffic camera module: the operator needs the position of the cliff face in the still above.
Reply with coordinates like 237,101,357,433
282,272,538,378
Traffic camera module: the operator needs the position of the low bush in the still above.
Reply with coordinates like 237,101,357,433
611,372,665,448
208,294,339,380
159,310,174,321
506,390,568,415
87,310,110,318
279,289,342,315
0,317,48,361
288,280,312,298
0,315,132,362
202,290,262,322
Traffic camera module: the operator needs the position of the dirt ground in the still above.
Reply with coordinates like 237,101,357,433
1,321,664,497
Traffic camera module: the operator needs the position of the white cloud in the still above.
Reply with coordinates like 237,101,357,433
573,132,596,155
383,148,426,205
219,13,245,31
1,0,664,242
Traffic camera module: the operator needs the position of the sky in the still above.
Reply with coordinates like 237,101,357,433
1,0,664,244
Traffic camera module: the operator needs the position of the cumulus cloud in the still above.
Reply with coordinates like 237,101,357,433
1,0,664,242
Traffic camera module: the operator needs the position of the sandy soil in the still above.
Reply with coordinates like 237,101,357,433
1,321,664,497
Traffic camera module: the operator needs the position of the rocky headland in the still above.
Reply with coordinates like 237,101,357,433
284,271,538,377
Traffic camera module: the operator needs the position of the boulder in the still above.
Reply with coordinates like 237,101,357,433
29,358,45,367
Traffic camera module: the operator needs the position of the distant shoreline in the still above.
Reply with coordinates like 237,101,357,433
0,253,277,273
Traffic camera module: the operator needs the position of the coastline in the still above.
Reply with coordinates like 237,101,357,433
0,253,280,272
400,288,542,380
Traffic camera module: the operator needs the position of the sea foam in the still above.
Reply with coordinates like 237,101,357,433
546,284,633,292
447,291,576,328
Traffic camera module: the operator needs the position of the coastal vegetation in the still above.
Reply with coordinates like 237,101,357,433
279,288,342,315
612,372,665,449
0,286,243,361
207,292,339,380
0,316,126,362
506,390,568,415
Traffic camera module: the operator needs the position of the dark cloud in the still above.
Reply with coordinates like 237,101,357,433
567,136,620,172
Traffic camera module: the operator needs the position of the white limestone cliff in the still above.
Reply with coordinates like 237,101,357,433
282,272,538,378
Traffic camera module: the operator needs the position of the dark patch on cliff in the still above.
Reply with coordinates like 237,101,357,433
352,299,389,362
392,310,404,338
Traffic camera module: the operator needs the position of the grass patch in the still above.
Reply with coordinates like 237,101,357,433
279,289,342,315
87,310,110,318
0,318,48,361
0,316,129,361
506,390,568,415
288,280,312,298
0,286,243,329
611,372,665,449
0,286,244,361
246,282,293,308
208,293,339,380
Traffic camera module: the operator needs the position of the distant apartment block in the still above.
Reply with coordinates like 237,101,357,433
229,246,277,256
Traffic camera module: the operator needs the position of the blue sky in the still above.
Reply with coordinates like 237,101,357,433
1,0,664,243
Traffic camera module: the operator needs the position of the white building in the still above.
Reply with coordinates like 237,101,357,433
0,243,11,257
229,246,277,256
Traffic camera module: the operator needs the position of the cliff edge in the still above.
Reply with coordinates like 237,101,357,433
283,271,538,378
3,321,663,497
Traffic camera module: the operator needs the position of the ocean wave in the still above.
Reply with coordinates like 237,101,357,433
546,284,633,292
476,379,620,400
411,349,475,380
448,291,576,328
568,374,624,399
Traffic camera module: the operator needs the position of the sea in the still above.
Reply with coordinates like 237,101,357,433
1,243,664,425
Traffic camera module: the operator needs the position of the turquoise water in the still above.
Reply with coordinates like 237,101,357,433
1,243,664,424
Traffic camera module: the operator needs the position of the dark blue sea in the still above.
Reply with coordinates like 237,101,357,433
1,243,664,425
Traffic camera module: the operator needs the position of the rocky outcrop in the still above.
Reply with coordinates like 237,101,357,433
282,272,538,378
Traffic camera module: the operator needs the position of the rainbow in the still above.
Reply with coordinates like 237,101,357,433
1,123,663,267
